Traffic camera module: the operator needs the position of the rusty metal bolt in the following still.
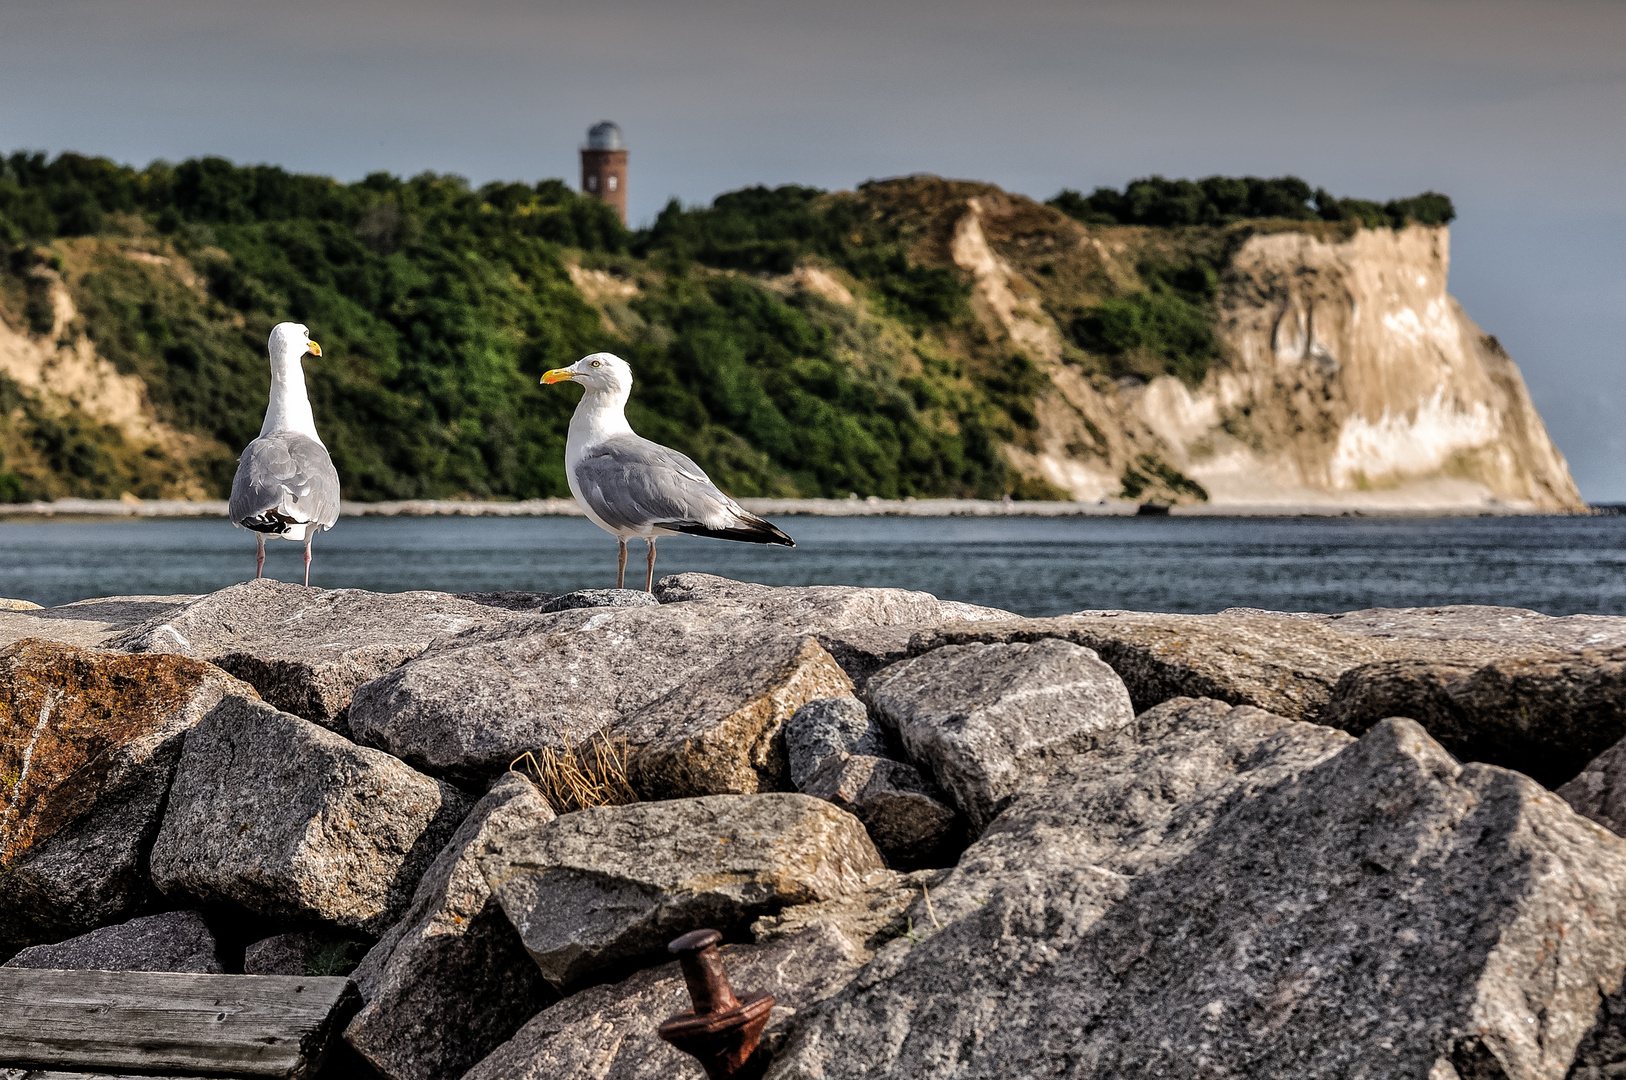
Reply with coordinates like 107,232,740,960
657,929,775,1080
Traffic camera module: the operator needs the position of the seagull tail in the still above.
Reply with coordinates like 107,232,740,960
670,513,795,547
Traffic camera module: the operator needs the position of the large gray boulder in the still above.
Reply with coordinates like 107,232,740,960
916,605,1626,788
803,755,960,870
0,594,194,651
462,924,865,1080
784,696,885,789
2,910,221,973
1325,649,1626,788
110,579,515,732
616,635,854,798
767,702,1626,1079
480,793,884,989
149,695,470,933
349,600,780,785
0,639,251,955
867,638,1135,832
345,773,557,1080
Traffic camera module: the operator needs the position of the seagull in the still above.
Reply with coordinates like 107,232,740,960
542,352,794,591
228,322,340,587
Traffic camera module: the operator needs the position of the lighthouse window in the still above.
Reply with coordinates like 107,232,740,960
586,175,598,191
607,175,618,192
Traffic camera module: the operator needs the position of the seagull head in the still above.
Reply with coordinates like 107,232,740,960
269,322,322,364
542,352,632,395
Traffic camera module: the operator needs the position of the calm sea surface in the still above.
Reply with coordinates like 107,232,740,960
2,513,1624,616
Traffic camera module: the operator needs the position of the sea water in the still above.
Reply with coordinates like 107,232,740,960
2,513,1625,616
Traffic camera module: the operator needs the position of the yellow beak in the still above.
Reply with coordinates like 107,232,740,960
541,368,576,384
306,340,323,357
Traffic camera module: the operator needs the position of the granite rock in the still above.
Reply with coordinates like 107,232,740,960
481,793,883,989
2,910,221,973
150,695,470,933
1325,649,1626,788
783,696,885,789
110,579,514,732
0,594,194,651
768,705,1626,1079
345,772,557,1080
0,640,250,954
867,638,1135,832
243,931,315,975
461,925,865,1080
802,755,960,870
617,636,854,798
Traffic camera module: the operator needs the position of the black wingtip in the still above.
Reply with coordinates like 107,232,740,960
670,514,795,547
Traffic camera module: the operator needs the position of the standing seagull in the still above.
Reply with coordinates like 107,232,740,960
229,322,340,586
542,352,794,590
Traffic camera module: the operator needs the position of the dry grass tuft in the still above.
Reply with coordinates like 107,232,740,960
511,732,638,815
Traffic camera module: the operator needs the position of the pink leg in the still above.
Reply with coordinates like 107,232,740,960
617,539,627,589
645,538,657,593
256,533,266,579
304,536,313,587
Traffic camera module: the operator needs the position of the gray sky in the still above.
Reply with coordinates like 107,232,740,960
3,0,1623,498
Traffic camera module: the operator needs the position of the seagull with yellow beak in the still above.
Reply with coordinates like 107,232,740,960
228,322,340,586
542,352,794,590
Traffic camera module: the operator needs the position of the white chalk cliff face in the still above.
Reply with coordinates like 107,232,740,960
949,198,1582,510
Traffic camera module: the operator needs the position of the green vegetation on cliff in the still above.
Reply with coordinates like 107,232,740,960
0,153,1456,504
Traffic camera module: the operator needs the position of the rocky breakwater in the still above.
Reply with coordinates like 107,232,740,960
6,578,1626,1078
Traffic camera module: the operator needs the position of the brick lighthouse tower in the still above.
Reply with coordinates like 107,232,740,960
580,121,628,224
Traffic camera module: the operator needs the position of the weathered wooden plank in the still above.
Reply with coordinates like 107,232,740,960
3,1071,214,1079
0,969,358,1080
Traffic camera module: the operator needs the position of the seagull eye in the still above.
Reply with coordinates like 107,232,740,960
591,360,601,368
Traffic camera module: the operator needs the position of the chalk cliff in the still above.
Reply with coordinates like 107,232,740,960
934,188,1581,510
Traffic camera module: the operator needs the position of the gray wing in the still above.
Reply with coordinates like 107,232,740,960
573,434,742,532
229,432,341,533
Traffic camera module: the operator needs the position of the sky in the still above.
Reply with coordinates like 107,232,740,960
2,0,1623,498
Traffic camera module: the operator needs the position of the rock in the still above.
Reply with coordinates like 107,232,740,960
749,867,950,955
0,598,41,612
653,574,1014,689
1,910,222,973
1237,604,1626,652
1325,650,1626,788
911,608,1489,719
867,638,1135,832
537,588,659,612
149,695,471,934
457,589,658,614
109,579,515,732
917,606,1626,788
1559,733,1626,836
802,755,960,870
455,592,557,612
351,579,1009,787
0,640,250,954
767,705,1626,1079
1570,983,1626,1079
244,931,315,975
461,925,866,1080
481,793,883,989
617,636,854,798
0,594,195,651
344,772,557,1080
350,601,769,784
783,696,885,788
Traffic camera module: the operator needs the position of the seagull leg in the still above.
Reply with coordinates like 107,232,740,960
617,538,627,590
255,533,266,580
645,537,657,593
304,535,313,588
